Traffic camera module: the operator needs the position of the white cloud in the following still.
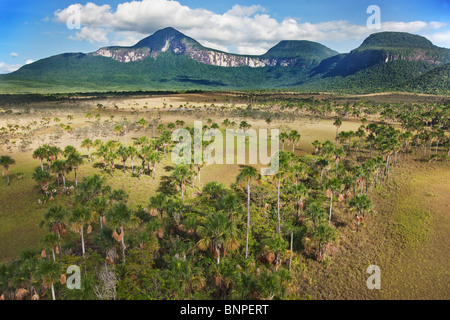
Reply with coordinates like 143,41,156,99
53,0,449,54
197,40,229,53
0,62,21,74
25,59,34,65
426,30,450,48
10,52,19,58
69,27,109,44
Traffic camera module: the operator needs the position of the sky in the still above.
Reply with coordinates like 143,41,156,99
0,0,449,73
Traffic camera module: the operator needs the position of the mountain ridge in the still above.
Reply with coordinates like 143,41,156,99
1,28,449,94
89,27,339,68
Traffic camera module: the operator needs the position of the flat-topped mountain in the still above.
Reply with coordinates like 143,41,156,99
90,27,338,68
1,28,449,94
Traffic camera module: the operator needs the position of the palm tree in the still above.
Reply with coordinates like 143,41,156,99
137,118,148,133
116,145,129,173
288,182,308,217
46,145,62,169
355,127,366,158
349,194,372,232
104,141,118,177
92,195,109,231
305,200,327,227
148,193,168,219
273,151,291,238
38,260,60,300
326,177,343,224
32,167,52,194
312,222,338,261
171,165,193,201
279,132,288,151
81,138,94,161
66,151,83,187
311,140,321,155
106,202,133,263
236,166,259,259
148,150,162,179
33,146,48,171
288,130,301,154
51,159,68,187
70,206,93,258
197,211,240,264
39,205,67,258
333,118,342,147
0,155,15,185
41,233,59,262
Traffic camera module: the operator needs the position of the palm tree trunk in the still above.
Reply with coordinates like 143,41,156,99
6,168,10,185
375,170,379,187
289,231,293,271
51,283,56,300
40,159,44,171
52,248,56,262
57,231,62,259
277,177,281,238
245,180,250,259
328,193,333,224
335,127,338,147
386,155,391,179
74,169,78,187
121,226,126,263
80,226,85,258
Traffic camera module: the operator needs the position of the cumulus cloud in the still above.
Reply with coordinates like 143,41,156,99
69,27,109,44
53,0,449,54
426,30,450,48
0,62,21,74
10,52,19,58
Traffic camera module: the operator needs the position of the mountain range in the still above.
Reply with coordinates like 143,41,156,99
1,27,449,94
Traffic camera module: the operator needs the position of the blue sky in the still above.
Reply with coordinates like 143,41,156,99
1,0,449,73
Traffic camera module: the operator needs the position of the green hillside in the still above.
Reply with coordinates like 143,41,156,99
0,29,448,94
398,63,450,94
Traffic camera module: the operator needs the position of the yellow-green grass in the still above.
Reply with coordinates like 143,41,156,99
0,110,364,262
297,161,449,299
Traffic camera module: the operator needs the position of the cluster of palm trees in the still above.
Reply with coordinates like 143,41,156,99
279,130,301,153
1,97,448,300
31,144,83,198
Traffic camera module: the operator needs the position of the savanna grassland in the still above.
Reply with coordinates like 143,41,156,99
0,91,448,300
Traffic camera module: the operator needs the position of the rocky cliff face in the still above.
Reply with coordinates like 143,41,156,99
92,47,153,63
383,50,441,64
90,36,308,68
